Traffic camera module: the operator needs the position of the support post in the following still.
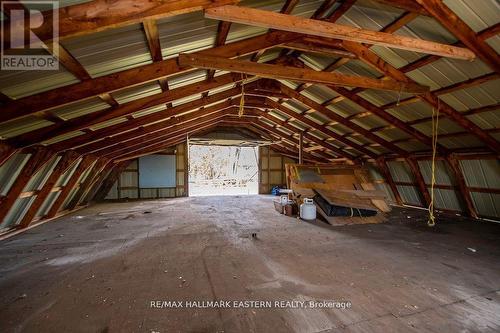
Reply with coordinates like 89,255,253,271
446,154,479,219
93,162,130,201
45,156,95,218
376,157,403,205
17,151,80,229
0,147,54,224
66,159,109,210
406,157,431,207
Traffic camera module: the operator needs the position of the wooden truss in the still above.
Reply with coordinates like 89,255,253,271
0,0,499,233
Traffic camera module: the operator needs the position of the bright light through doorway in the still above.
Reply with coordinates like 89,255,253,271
189,145,259,196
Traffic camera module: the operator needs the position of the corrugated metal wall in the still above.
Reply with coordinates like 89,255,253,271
381,157,500,220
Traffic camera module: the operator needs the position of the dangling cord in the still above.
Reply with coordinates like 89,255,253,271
396,84,403,106
428,98,440,227
239,73,245,117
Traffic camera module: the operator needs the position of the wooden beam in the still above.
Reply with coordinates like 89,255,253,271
0,142,17,167
11,74,242,148
406,157,431,207
17,151,81,229
368,0,428,16
0,31,297,123
342,41,500,154
330,86,447,154
143,19,163,62
415,0,500,73
50,87,239,153
66,159,109,210
283,40,357,58
0,147,54,223
93,161,131,202
263,97,376,158
3,0,239,45
324,0,356,22
205,6,474,60
103,113,234,159
279,84,410,156
179,53,429,93
206,21,233,81
45,156,95,218
87,108,232,156
445,154,479,219
80,164,114,205
255,109,349,159
376,157,403,205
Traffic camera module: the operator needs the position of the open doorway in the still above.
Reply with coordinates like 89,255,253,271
188,145,259,196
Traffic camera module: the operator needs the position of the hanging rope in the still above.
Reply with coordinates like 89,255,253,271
238,73,246,118
428,98,440,227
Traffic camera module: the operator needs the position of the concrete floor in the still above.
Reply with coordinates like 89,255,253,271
0,195,499,333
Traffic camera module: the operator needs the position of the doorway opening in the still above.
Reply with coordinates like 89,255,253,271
188,145,259,196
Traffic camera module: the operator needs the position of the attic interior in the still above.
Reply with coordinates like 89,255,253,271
0,0,499,332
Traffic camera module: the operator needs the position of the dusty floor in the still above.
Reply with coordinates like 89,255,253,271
0,195,499,333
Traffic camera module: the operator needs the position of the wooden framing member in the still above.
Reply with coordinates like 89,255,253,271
17,151,81,229
279,84,411,156
415,0,499,73
93,162,131,202
251,120,332,162
0,147,54,223
1,31,297,123
375,157,403,205
253,108,352,160
179,53,429,93
330,86,448,155
445,154,479,219
3,0,240,45
48,89,239,152
75,101,234,154
66,159,109,210
93,108,244,158
11,74,243,147
341,41,500,154
261,97,377,159
204,6,474,60
0,142,17,168
107,119,228,161
45,156,96,218
406,157,431,207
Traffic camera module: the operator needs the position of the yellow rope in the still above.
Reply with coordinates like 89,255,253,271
428,99,440,227
238,74,245,117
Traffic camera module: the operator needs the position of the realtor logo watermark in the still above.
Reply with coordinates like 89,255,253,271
1,1,59,70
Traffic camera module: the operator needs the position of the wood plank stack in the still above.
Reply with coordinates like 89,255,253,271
285,163,390,226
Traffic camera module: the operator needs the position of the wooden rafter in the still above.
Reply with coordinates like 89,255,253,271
278,84,410,156
10,74,243,147
45,156,96,218
179,53,429,93
260,97,377,158
415,0,500,73
81,107,233,155
3,0,240,46
17,151,81,229
342,41,500,154
445,154,479,219
205,5,474,59
0,147,54,223
0,31,297,123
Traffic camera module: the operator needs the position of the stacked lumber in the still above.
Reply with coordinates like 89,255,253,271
285,164,390,226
